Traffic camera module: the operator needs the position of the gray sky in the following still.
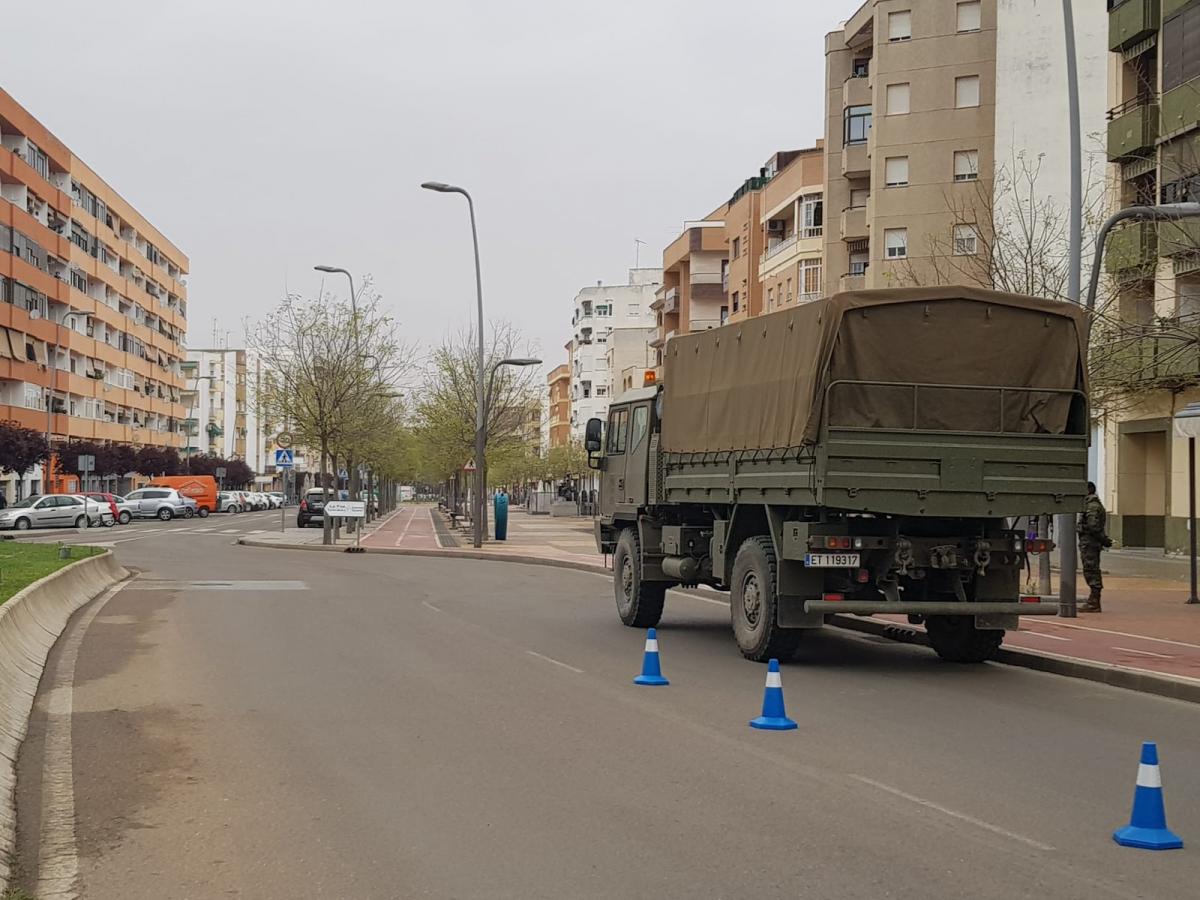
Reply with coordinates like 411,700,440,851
4,0,864,374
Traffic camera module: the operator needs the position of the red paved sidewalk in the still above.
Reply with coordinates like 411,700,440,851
362,505,441,550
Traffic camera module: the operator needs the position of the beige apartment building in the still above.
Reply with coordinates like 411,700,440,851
1096,0,1200,551
651,209,727,363
758,145,825,313
546,363,570,450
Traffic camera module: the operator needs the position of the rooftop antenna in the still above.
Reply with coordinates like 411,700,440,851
634,238,646,269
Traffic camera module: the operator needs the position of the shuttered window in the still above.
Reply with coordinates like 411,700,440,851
1162,2,1200,92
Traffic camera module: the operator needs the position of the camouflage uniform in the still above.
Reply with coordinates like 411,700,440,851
1077,492,1109,609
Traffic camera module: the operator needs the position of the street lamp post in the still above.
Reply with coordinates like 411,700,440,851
1173,402,1200,605
421,180,487,548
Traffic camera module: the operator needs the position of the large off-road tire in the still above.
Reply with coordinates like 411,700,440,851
925,615,1004,663
730,536,803,663
613,527,667,628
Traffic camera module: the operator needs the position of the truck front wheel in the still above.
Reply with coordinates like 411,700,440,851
730,536,803,662
614,528,666,628
924,616,1003,663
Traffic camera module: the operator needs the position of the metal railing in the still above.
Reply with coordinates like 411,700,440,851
1107,94,1153,120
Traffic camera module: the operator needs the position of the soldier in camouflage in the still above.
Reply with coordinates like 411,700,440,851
1077,481,1111,612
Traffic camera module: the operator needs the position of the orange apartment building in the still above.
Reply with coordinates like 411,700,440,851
0,89,188,494
546,363,570,449
652,146,826,360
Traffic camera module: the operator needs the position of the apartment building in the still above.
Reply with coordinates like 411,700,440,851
651,210,727,365
545,363,570,450
180,348,267,475
1097,0,1200,551
0,88,189,498
567,268,660,440
758,144,826,313
823,1,1105,291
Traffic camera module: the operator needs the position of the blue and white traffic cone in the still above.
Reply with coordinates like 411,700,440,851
633,628,669,686
749,658,797,731
1113,742,1183,850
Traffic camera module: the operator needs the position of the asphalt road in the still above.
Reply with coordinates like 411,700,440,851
11,525,1200,899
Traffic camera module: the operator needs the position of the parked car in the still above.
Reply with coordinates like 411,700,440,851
79,495,116,527
122,487,190,521
251,492,270,510
83,491,121,522
109,495,136,524
181,496,199,518
0,494,93,530
296,487,331,528
217,491,242,513
268,491,286,508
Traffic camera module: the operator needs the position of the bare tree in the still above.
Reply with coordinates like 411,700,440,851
248,289,412,544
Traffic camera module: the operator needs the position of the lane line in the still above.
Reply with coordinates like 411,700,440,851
36,577,135,898
1016,631,1072,642
421,600,443,613
1111,645,1175,659
1036,620,1200,650
525,650,584,674
848,775,1054,852
430,509,445,548
393,507,417,547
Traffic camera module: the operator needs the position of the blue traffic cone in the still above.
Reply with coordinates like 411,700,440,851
1113,742,1183,850
749,658,797,730
633,628,669,685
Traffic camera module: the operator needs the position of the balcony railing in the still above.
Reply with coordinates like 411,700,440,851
762,233,798,262
1107,99,1158,160
1105,220,1158,273
1093,317,1200,390
1108,0,1159,52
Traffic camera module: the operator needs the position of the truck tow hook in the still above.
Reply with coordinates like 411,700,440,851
973,540,992,576
893,538,914,576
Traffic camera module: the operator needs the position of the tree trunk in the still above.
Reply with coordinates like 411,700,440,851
320,437,332,546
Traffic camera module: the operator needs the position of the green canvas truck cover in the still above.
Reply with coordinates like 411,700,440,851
660,286,1087,454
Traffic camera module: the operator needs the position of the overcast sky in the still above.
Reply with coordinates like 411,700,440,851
4,0,864,376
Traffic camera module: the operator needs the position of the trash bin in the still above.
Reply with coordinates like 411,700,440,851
494,492,509,541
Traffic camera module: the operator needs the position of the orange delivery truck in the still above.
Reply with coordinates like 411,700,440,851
148,475,218,516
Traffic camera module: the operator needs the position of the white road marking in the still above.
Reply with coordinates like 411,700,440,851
127,579,308,591
525,650,584,674
1017,630,1072,642
393,507,417,547
1112,645,1174,659
421,600,443,613
221,529,240,534
36,577,135,898
849,775,1054,851
1041,620,1200,650
430,509,445,548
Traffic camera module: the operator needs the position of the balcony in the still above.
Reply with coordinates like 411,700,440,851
1108,0,1159,52
662,286,679,314
1160,218,1200,258
840,273,866,292
689,317,722,332
1162,76,1200,139
1107,97,1158,160
842,142,869,178
840,206,868,240
1092,317,1200,392
1105,220,1158,273
843,74,870,109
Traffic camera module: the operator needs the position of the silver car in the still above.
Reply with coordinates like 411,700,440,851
217,491,242,513
0,494,94,530
122,487,190,521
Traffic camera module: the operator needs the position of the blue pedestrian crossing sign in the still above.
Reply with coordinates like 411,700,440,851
275,448,294,468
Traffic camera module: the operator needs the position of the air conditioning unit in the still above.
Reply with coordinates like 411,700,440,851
767,219,786,235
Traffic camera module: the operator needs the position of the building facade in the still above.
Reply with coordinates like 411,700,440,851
567,268,660,440
546,363,571,450
181,349,267,475
758,145,826,313
1099,0,1200,551
1,88,189,499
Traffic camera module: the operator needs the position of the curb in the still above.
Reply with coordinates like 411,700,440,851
0,550,130,888
236,537,611,576
235,537,1199,704
829,615,1200,705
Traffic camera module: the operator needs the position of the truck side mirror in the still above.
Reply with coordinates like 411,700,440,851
584,417,603,453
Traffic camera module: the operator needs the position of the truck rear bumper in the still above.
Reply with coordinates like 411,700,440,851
803,600,1059,615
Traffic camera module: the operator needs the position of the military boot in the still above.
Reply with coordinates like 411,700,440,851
1079,588,1102,613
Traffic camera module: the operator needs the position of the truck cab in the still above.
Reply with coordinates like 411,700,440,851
591,385,658,523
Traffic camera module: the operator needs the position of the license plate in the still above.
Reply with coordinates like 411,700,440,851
804,553,860,568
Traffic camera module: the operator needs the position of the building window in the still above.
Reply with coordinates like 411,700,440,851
852,58,870,77
885,228,908,259
888,10,912,41
720,305,729,324
843,105,872,144
849,251,869,276
802,262,822,297
801,196,823,236
953,224,979,256
850,188,870,208
1163,3,1200,92
1162,173,1200,204
954,149,979,181
732,291,740,312
626,303,639,316
786,279,793,303
886,83,910,115
955,75,980,108
957,1,981,33
767,288,774,309
885,156,909,187
732,236,741,259
24,142,49,180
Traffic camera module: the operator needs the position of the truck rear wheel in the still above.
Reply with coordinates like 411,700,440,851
730,536,803,662
925,616,1004,663
614,527,666,628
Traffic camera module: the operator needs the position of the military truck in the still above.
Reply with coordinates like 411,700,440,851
588,286,1088,663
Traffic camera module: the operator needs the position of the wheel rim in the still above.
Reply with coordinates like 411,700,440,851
16,519,29,530
741,572,762,627
617,553,635,614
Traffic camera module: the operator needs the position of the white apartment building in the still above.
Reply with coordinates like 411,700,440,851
567,268,661,441
180,348,267,474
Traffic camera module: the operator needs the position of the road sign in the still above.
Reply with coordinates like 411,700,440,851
275,431,294,449
325,500,365,518
78,454,95,473
215,466,227,478
463,460,477,472
275,449,295,468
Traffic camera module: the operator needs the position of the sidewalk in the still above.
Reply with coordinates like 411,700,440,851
247,505,1200,692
